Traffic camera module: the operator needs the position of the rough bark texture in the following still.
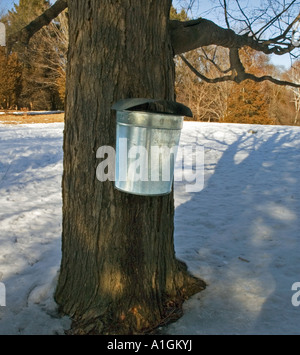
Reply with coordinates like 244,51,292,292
55,0,205,335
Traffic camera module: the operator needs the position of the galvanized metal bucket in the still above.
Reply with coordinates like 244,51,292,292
112,99,192,196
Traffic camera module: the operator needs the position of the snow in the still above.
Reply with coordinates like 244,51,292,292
0,111,64,116
0,123,70,335
0,121,300,335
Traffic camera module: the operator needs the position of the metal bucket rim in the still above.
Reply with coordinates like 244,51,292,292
116,110,184,130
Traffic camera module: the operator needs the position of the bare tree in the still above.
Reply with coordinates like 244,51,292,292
290,62,300,123
175,46,232,121
172,0,300,87
29,9,68,103
8,0,300,87
7,0,67,50
4,1,68,109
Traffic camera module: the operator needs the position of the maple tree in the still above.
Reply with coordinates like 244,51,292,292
2,0,66,109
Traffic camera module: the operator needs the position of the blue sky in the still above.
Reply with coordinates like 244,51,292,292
1,0,295,69
1,0,15,12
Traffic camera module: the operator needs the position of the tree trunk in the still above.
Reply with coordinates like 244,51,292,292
55,0,205,335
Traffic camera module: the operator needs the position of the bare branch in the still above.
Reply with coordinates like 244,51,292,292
264,13,300,44
170,17,298,56
200,47,232,74
245,72,300,87
223,0,231,29
179,52,300,88
253,0,297,39
7,0,68,50
229,47,245,80
179,54,236,83
170,18,244,54
235,0,253,33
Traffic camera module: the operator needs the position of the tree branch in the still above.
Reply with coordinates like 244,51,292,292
223,0,231,29
244,72,300,88
264,13,300,45
200,48,232,74
4,0,299,91
253,0,298,40
7,0,68,51
170,17,298,56
179,54,236,83
179,52,300,88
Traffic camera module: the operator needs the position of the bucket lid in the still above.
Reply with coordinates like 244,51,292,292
112,98,193,118
116,110,184,130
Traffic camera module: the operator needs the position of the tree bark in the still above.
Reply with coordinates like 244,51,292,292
55,0,205,335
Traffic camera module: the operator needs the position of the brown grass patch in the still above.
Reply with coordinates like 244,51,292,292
0,113,64,125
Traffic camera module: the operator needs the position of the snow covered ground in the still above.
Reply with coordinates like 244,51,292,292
0,121,300,335
0,111,64,115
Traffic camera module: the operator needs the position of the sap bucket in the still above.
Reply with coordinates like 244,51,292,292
112,98,193,196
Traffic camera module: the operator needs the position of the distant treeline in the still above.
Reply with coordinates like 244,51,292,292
171,8,300,126
0,0,67,111
0,3,299,126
